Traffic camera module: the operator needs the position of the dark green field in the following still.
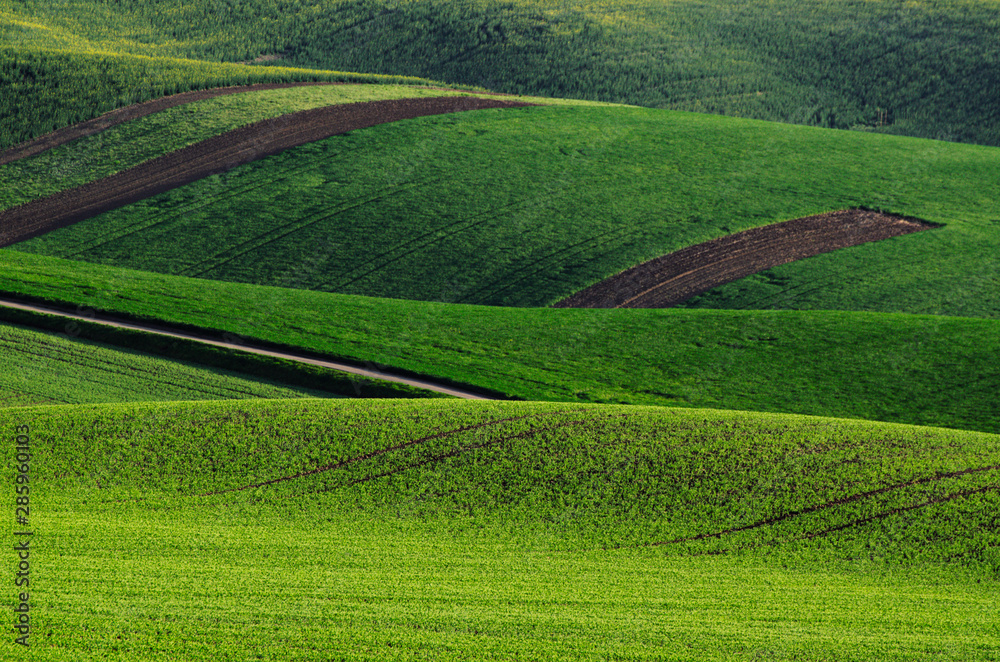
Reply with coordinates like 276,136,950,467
10,398,1000,660
0,319,341,406
3,0,999,146
2,250,998,434
0,85,540,212
9,100,1000,317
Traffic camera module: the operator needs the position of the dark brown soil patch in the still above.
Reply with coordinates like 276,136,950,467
554,209,937,309
0,96,534,247
0,82,350,166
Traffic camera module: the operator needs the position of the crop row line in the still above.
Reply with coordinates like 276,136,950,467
653,463,1000,546
327,189,562,293
185,175,450,280
56,143,358,259
281,417,598,502
195,410,561,497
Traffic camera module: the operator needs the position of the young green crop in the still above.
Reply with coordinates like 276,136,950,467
10,398,1000,660
1,250,998,434
0,85,484,211
0,319,344,405
0,85,599,212
0,47,446,150
3,0,999,146
13,104,1000,319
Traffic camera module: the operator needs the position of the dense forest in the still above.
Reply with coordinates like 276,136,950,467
2,0,998,147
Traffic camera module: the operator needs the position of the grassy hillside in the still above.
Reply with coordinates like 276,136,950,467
680,220,1000,315
2,0,998,146
2,250,998,434
0,319,343,406
12,398,1000,660
0,302,445,401
0,85,600,212
0,84,549,211
0,47,448,150
11,103,1000,318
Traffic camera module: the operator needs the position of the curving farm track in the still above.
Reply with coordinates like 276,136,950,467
0,96,533,247
0,295,494,399
555,209,935,309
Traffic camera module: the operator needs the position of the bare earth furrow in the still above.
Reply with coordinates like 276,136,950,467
0,96,534,248
555,209,937,308
0,82,346,165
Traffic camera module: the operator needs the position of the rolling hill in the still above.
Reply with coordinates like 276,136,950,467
2,94,998,317
10,398,999,660
2,251,998,434
3,0,999,145
2,1,998,659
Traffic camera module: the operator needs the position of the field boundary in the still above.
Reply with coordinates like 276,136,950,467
554,209,937,309
0,96,535,247
0,296,495,400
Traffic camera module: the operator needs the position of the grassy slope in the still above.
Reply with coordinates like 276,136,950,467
0,85,489,211
2,250,998,434
2,0,998,146
0,303,445,401
0,47,447,150
12,398,1000,660
0,319,342,406
0,85,598,212
680,220,1000,315
12,104,1000,318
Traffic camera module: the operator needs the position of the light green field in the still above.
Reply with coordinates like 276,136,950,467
10,398,1000,660
3,2,997,659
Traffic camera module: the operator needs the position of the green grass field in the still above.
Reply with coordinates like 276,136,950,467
0,85,495,211
2,250,998,435
3,0,998,658
0,85,599,212
10,398,999,660
0,47,448,151
0,319,342,406
3,0,999,146
11,103,1000,318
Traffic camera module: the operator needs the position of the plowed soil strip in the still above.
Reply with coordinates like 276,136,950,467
555,209,937,309
0,82,346,165
0,96,534,247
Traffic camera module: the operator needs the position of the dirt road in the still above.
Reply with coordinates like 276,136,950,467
0,296,493,400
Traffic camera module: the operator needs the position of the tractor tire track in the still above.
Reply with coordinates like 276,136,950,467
0,296,494,400
279,416,598,502
652,463,999,547
195,410,574,497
